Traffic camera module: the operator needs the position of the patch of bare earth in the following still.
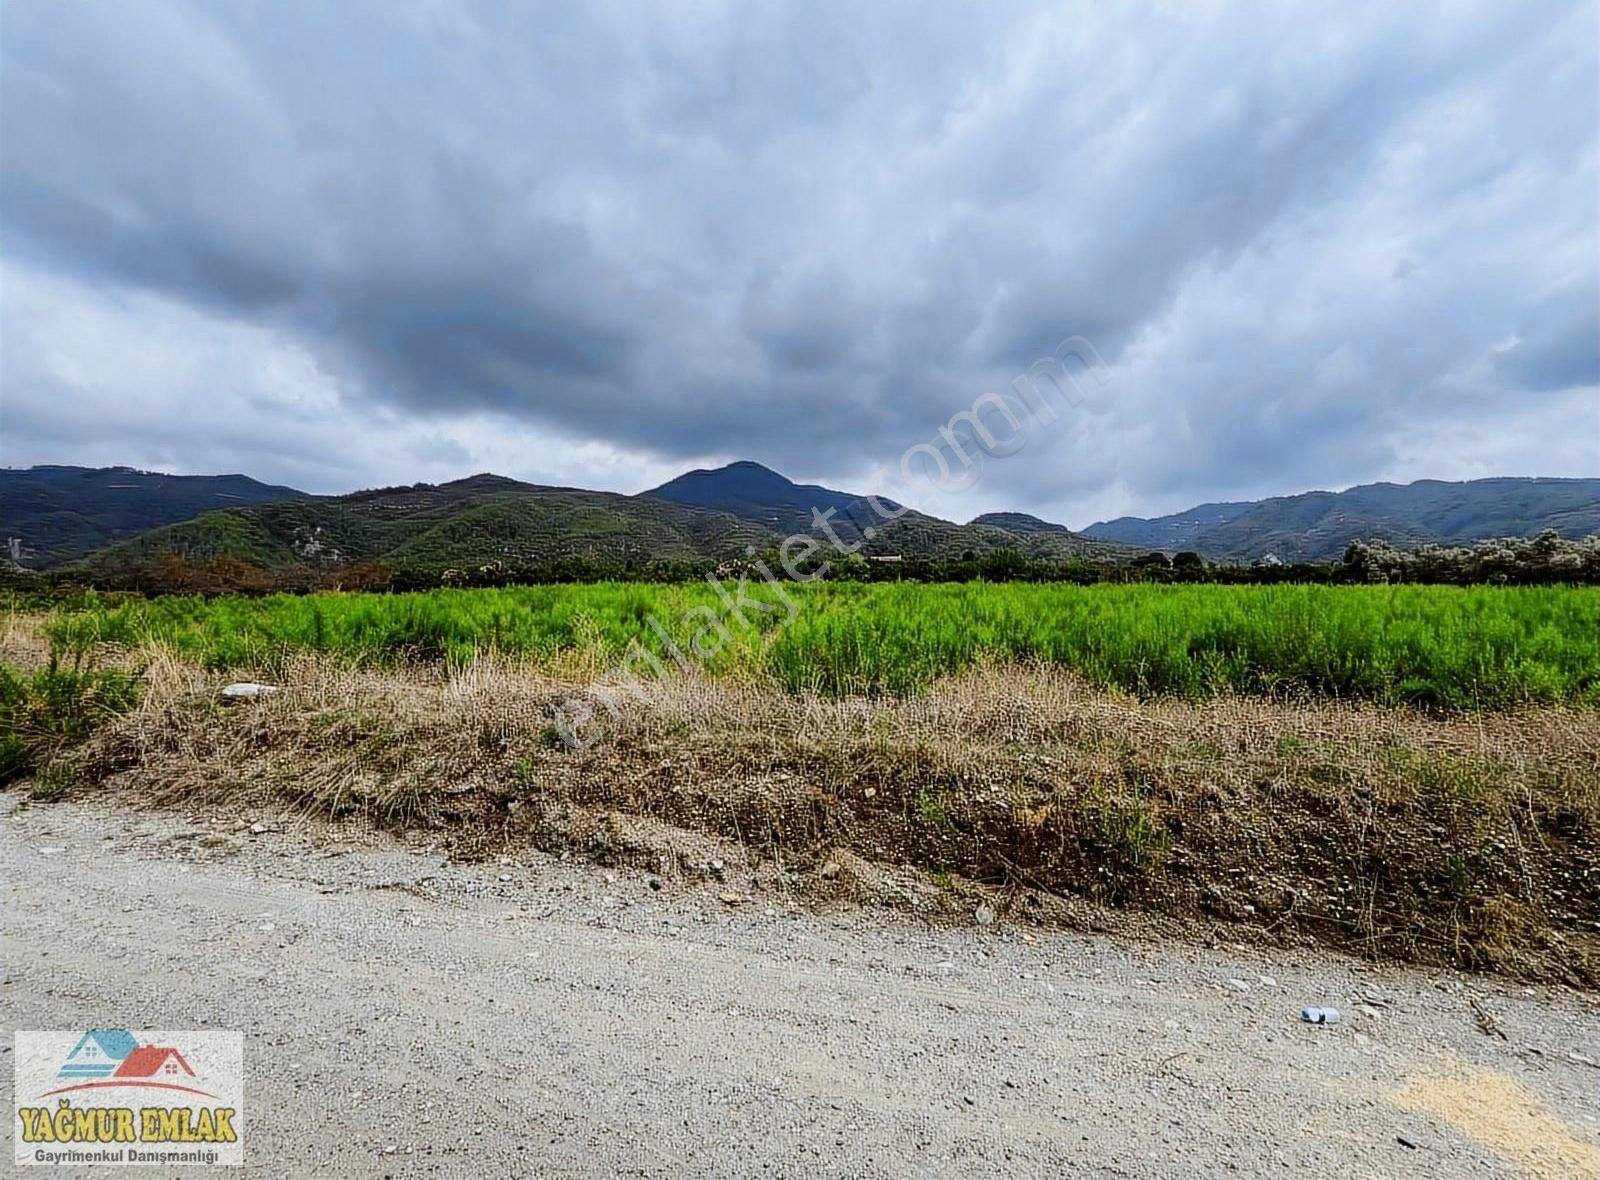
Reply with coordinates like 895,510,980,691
34,649,1600,985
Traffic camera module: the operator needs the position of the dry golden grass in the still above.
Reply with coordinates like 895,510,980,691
36,648,1600,983
0,612,52,670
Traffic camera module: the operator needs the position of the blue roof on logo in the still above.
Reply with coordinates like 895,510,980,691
67,1030,139,1060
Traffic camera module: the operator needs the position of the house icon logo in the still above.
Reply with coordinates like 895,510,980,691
44,1030,214,1099
14,1028,245,1166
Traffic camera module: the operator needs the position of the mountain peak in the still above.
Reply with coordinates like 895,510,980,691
721,459,785,474
677,460,794,486
436,472,534,493
643,461,866,532
971,511,1093,541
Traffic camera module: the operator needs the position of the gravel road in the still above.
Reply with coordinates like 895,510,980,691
5,798,1599,1178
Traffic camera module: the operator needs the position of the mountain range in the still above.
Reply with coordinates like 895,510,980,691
1082,477,1600,561
1,463,1594,577
1,462,1126,579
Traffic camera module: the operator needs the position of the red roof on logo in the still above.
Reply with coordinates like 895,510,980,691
112,1046,195,1078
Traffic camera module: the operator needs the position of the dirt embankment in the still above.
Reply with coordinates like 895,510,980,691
26,646,1599,986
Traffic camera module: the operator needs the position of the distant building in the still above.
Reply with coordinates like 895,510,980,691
868,554,902,563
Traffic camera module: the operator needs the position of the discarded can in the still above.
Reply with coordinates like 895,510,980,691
1301,1007,1341,1025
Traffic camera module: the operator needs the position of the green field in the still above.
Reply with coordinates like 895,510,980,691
28,582,1600,708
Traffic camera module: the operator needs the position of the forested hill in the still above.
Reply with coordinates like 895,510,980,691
1083,477,1600,561
1,466,312,568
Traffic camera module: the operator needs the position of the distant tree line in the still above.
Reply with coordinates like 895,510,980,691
1339,531,1600,585
5,531,1596,599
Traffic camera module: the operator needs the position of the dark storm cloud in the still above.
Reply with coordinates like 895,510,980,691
2,0,1595,519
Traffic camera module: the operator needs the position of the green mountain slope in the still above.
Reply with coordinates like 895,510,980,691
0,465,312,568
75,476,780,582
1083,478,1600,561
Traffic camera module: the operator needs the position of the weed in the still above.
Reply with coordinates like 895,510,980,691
1382,748,1499,805
1084,783,1171,874
916,789,950,828
29,762,80,802
0,651,140,785
1445,851,1474,896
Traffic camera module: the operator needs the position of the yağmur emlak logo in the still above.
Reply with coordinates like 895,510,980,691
13,1029,244,1167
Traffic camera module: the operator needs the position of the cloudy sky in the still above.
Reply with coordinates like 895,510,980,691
2,1,1596,527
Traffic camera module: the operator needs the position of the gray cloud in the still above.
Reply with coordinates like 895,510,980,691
1494,290,1600,392
2,0,1596,524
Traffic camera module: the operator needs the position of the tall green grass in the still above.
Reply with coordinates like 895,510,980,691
32,583,1600,708
0,651,140,785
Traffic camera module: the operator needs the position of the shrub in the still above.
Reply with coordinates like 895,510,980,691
0,652,140,786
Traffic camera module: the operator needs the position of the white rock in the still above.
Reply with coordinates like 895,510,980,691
221,683,280,700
